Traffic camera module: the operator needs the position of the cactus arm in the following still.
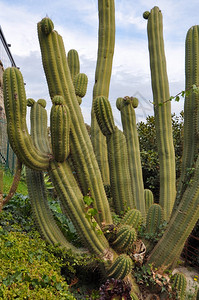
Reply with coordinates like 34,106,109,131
3,67,49,170
26,167,85,254
144,7,176,220
94,96,135,213
91,0,115,185
28,99,51,154
116,97,145,218
49,160,111,256
37,18,112,224
148,156,199,269
50,96,70,162
175,26,199,205
67,49,80,80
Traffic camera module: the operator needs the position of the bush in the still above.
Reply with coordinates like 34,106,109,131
0,227,76,299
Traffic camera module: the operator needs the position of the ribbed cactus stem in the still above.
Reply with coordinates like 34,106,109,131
28,98,51,154
94,96,135,213
112,225,137,252
175,25,199,208
144,189,154,215
107,254,133,280
50,95,70,162
91,0,115,185
67,49,80,80
3,67,49,171
49,160,111,256
172,273,187,300
146,204,163,234
121,209,142,229
144,7,176,221
116,97,145,218
38,17,112,224
148,155,199,269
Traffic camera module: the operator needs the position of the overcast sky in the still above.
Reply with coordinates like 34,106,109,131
1,0,199,126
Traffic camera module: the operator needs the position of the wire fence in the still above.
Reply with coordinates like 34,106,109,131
0,118,16,173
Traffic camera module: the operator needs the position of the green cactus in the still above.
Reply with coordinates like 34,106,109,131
94,95,135,213
107,254,133,280
37,16,112,224
175,25,199,209
172,273,187,300
144,7,176,221
130,292,139,300
112,225,137,252
146,204,163,235
120,209,142,229
91,0,115,185
144,189,154,215
116,97,145,218
67,49,80,80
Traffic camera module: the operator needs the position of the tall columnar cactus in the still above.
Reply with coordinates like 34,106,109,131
91,0,115,185
144,7,176,221
67,49,80,80
116,97,145,218
37,17,112,224
94,95,135,213
175,25,199,208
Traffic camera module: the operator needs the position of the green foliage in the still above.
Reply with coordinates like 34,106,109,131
0,227,75,299
2,167,28,195
137,112,184,199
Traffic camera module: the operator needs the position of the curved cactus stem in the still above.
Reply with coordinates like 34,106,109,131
26,167,85,254
148,156,199,269
175,25,199,210
3,67,49,171
49,160,112,256
116,97,145,218
145,7,176,221
37,17,112,224
91,0,115,185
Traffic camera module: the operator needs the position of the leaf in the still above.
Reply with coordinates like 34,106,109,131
175,96,180,102
83,195,94,206
87,208,98,217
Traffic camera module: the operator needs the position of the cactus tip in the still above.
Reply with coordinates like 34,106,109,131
37,99,47,108
52,95,64,105
143,11,150,19
27,98,35,107
40,17,54,35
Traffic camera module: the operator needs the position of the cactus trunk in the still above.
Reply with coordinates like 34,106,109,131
91,0,115,185
145,7,176,221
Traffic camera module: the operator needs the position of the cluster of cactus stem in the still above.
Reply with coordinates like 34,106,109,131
3,1,199,297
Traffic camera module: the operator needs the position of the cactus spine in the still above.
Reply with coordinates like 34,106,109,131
144,7,176,220
91,0,115,185
116,97,145,218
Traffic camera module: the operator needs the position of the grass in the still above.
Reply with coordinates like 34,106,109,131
2,167,28,195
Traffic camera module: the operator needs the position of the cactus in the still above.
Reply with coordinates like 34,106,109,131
107,254,133,280
120,209,142,229
146,204,163,235
67,49,80,80
116,97,145,218
112,225,137,252
94,96,135,213
91,0,115,185
172,273,187,300
175,25,199,209
144,7,176,221
144,189,154,215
